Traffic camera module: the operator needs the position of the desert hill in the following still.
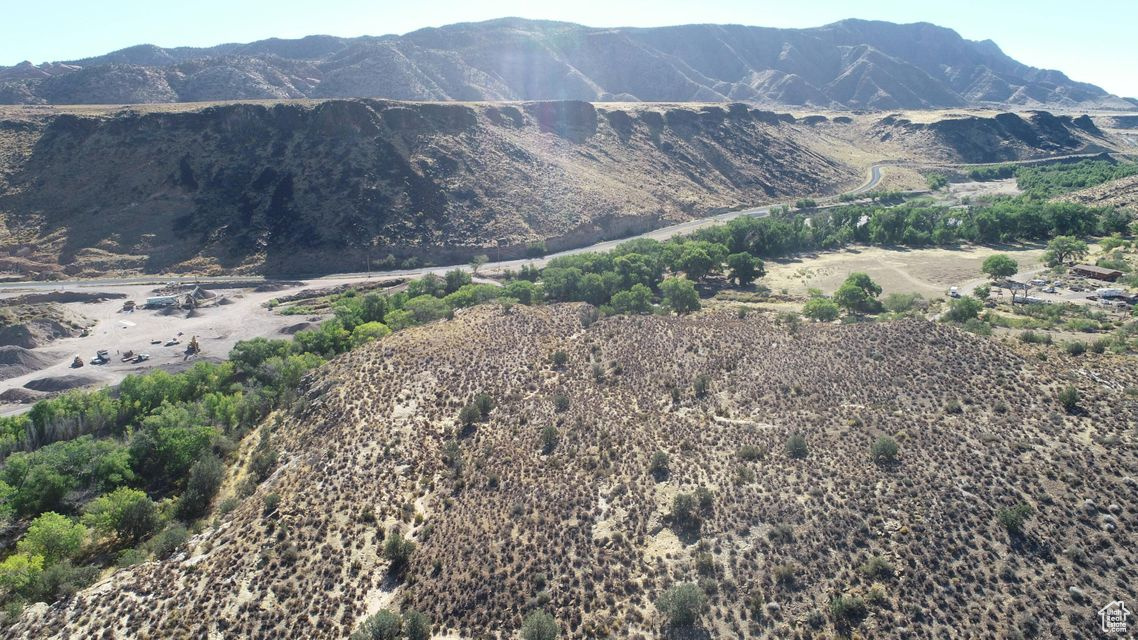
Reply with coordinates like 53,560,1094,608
1,19,1132,110
0,100,1116,279
11,304,1137,638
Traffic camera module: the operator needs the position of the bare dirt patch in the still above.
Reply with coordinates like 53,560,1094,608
764,244,1047,297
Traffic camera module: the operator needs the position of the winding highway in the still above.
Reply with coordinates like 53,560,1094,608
5,150,1135,293
0,162,889,292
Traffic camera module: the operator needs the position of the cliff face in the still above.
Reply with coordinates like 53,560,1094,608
1,19,1131,110
872,111,1106,163
0,100,852,276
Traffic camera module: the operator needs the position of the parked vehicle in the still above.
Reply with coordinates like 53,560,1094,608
948,287,960,298
165,339,180,346
133,353,150,363
90,350,110,365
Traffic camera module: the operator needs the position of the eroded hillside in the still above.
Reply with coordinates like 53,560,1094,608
0,100,855,277
12,304,1136,639
0,101,1121,279
1,19,1132,110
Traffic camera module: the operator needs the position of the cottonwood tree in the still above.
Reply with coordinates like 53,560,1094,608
1043,236,1088,266
726,252,763,286
981,254,1019,302
833,272,882,316
661,277,700,314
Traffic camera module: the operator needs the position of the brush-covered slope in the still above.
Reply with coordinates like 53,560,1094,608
871,111,1111,163
12,305,1137,638
0,99,852,277
1,19,1131,110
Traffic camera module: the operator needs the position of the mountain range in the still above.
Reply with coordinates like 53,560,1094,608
2,18,1134,109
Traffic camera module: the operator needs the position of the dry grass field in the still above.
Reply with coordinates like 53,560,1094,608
11,303,1136,639
763,245,1048,298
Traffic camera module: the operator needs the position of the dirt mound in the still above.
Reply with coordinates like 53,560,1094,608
17,305,1137,639
22,373,99,393
0,318,75,348
5,291,125,305
278,322,314,335
0,345,57,380
0,388,42,404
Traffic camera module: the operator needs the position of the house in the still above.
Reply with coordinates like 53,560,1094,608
1072,264,1123,282
1099,600,1130,633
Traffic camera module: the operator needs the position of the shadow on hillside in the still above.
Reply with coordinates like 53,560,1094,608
661,625,712,640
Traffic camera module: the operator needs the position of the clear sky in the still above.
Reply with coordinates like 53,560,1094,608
3,0,1136,97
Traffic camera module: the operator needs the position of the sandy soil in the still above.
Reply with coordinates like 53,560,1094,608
945,177,1022,199
0,276,386,414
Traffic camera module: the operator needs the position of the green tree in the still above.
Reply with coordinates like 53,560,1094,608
521,610,559,640
351,609,402,640
1058,386,1080,413
383,309,416,331
973,283,991,300
383,530,415,573
945,296,983,323
1043,235,1089,266
350,321,391,347
229,337,292,376
404,296,451,324
470,254,489,274
657,582,708,626
871,436,899,464
18,512,86,564
82,488,159,544
670,493,700,529
661,277,700,314
444,268,472,293
540,425,559,454
678,245,715,281
997,503,1034,535
176,455,224,521
803,297,840,322
14,464,72,515
403,610,432,640
786,434,808,459
833,272,882,315
503,279,539,305
726,252,763,286
0,553,43,597
459,404,481,427
981,254,1019,282
610,284,653,314
407,274,445,298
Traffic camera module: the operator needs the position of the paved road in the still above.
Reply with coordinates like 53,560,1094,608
0,162,891,292
4,150,1132,293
